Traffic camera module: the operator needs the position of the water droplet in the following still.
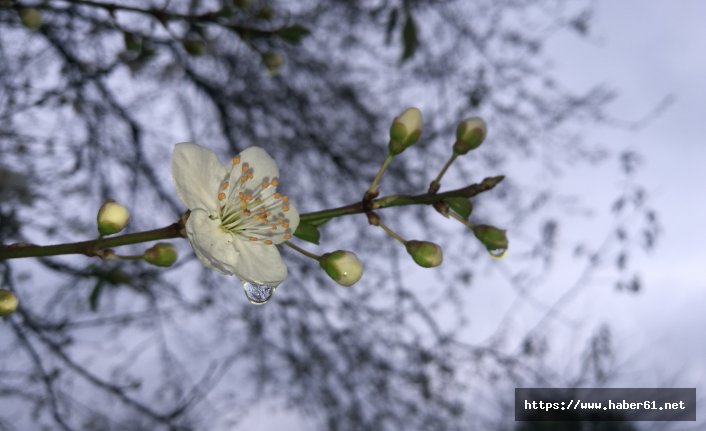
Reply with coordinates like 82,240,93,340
242,281,276,305
488,248,507,259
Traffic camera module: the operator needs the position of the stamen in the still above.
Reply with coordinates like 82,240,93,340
241,163,249,173
264,240,273,245
231,156,240,165
222,181,230,189
218,192,226,201
271,178,279,186
249,237,258,241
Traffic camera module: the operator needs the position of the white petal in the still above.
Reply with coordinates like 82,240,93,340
232,236,288,286
185,209,240,275
228,147,280,193
172,143,227,213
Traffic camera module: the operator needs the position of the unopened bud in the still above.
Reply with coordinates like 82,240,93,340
97,200,130,235
472,224,508,255
144,242,178,267
0,290,19,317
19,8,43,30
405,240,443,268
319,250,363,286
388,107,423,155
453,117,487,155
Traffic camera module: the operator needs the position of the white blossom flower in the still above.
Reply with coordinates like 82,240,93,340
172,143,299,286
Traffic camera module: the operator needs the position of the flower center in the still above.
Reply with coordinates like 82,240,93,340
215,155,293,245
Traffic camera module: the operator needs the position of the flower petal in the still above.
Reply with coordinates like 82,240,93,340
231,236,288,286
172,143,227,213
226,146,280,193
185,209,240,275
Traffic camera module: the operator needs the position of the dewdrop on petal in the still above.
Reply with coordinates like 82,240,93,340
388,107,423,155
405,240,443,268
319,250,364,286
453,117,487,155
144,242,178,267
0,290,19,317
97,200,130,235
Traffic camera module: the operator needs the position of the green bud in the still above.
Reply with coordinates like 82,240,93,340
19,8,42,31
453,117,487,155
405,240,443,268
388,107,423,156
144,242,178,267
319,250,363,286
97,200,130,235
262,51,284,75
0,290,19,317
472,224,508,256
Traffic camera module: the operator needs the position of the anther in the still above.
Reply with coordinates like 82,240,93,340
271,178,279,186
264,240,273,245
218,192,226,201
231,156,240,165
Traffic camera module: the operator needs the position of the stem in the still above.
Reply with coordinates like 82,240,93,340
0,223,183,261
302,175,504,225
429,153,458,193
448,210,475,229
0,176,504,261
284,241,321,261
366,154,394,195
377,220,407,245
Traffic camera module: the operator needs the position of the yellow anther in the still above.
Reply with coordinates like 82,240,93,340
271,178,279,186
284,233,292,240
282,195,289,202
222,181,230,189
244,194,253,201
264,239,273,245
241,163,249,173
271,224,277,230
274,193,281,200
249,236,258,242
261,179,269,188
281,221,289,228
231,156,240,165
218,192,226,201
243,209,251,217
282,205,290,212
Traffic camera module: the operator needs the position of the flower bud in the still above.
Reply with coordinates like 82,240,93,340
19,8,43,30
388,107,423,156
453,117,487,155
97,200,130,235
0,290,18,317
472,224,508,255
319,250,363,286
144,242,178,267
405,240,443,268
